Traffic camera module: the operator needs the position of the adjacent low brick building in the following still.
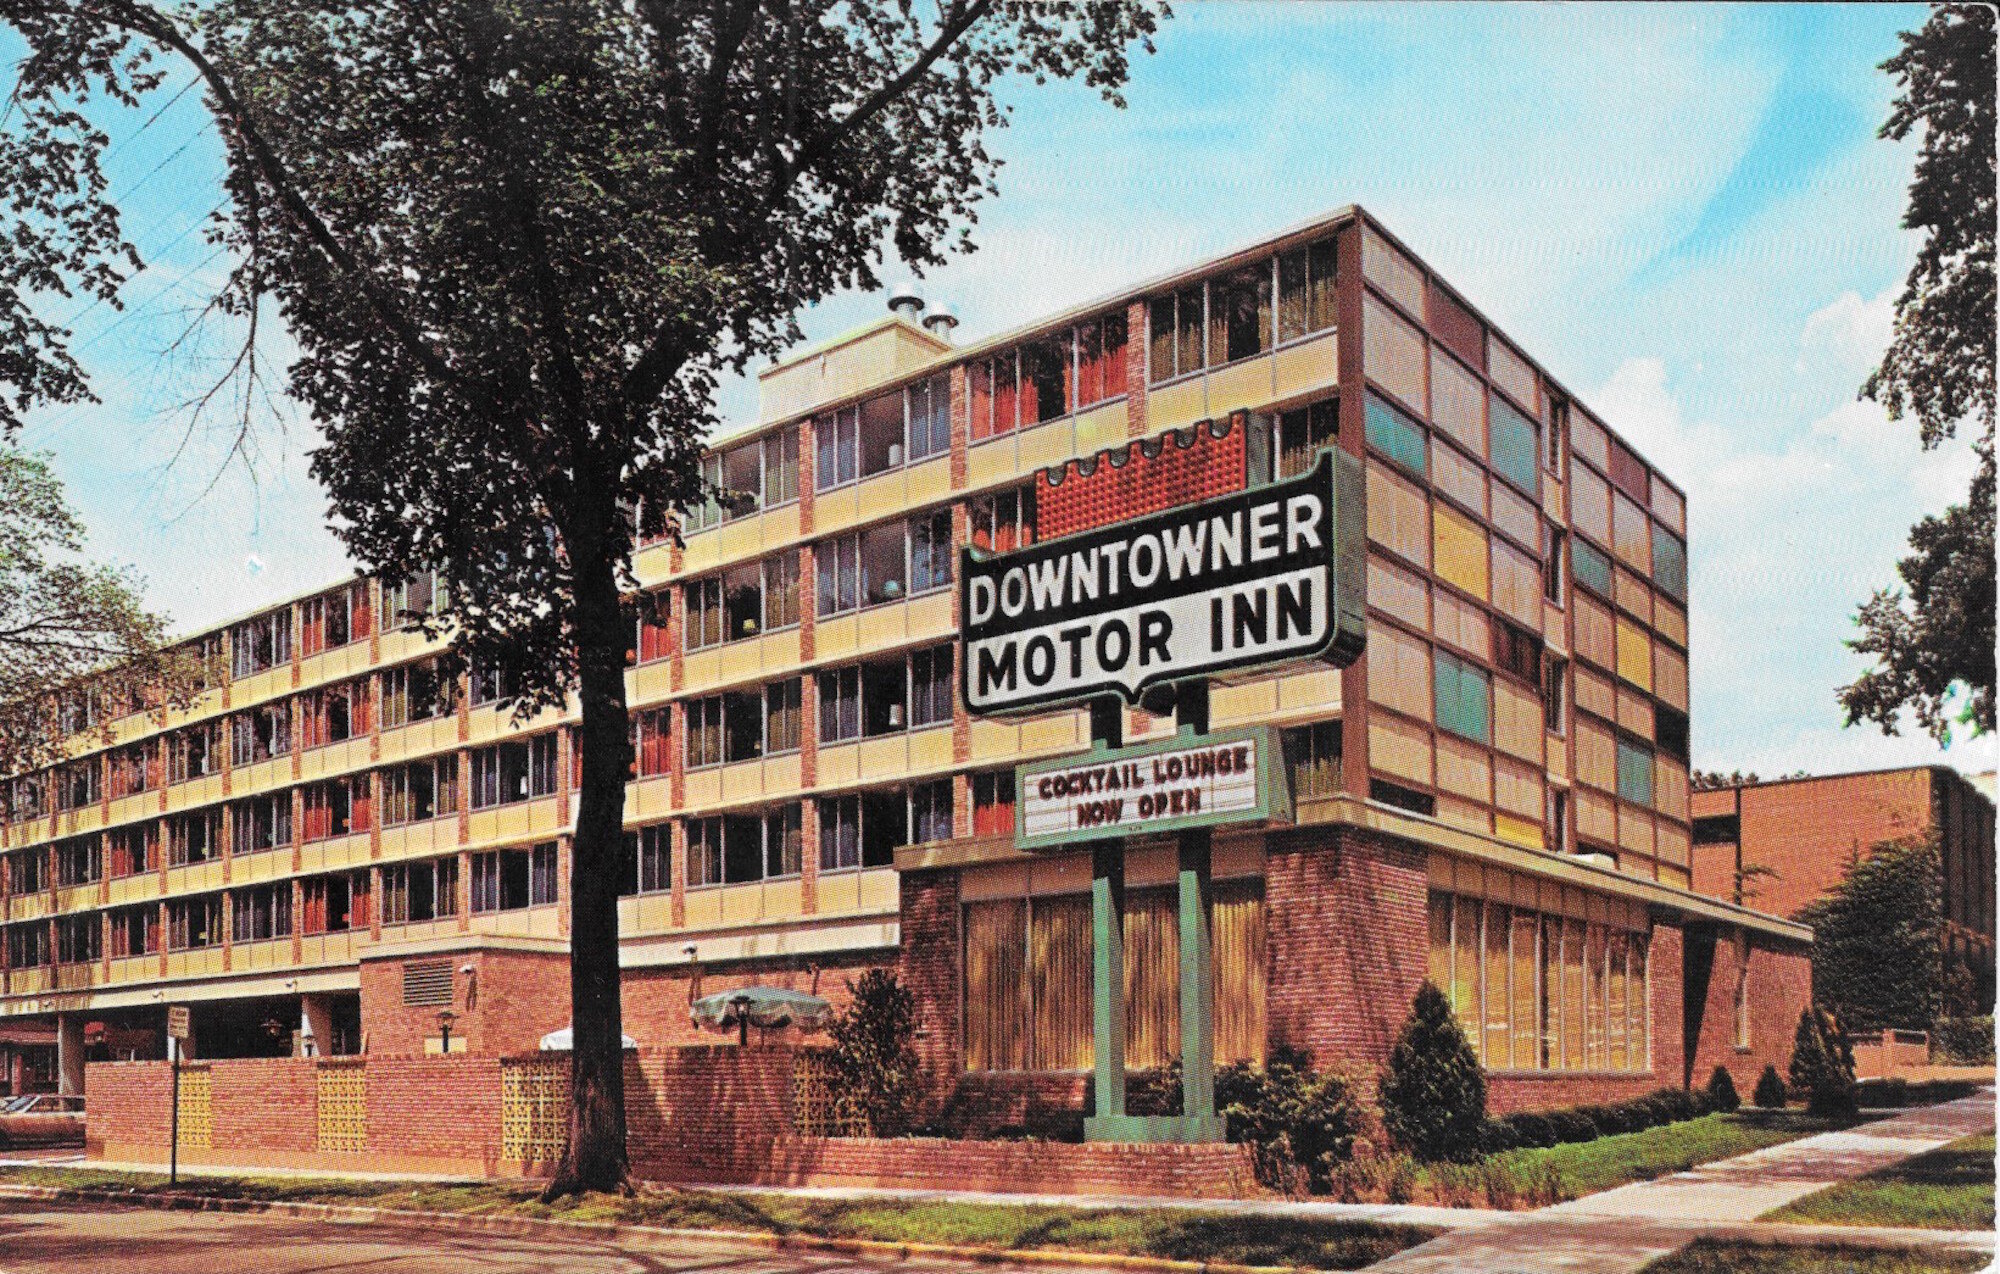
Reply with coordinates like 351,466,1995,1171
1691,767,1994,1005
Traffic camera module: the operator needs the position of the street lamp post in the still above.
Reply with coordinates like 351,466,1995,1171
437,1009,457,1055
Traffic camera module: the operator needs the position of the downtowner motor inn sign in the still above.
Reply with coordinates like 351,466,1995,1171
959,450,1365,716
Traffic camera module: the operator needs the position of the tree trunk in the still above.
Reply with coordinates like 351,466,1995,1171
544,532,633,1198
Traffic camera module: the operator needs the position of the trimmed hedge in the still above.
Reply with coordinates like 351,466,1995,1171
1932,1015,1995,1065
1477,1086,1717,1152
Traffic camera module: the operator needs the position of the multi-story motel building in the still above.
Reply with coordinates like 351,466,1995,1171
0,207,1809,1120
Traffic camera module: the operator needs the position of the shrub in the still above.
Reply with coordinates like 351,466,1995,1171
1576,1103,1622,1137
1753,1065,1789,1109
827,968,921,1137
1379,982,1486,1162
1216,1046,1369,1195
1504,1111,1558,1149
1933,1015,1996,1065
1547,1108,1598,1144
1478,1158,1521,1209
1476,1117,1517,1155
1789,1005,1859,1117
1703,1067,1740,1113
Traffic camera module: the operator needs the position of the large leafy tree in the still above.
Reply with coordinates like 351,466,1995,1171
0,0,1162,1194
1843,4,1996,743
0,447,195,783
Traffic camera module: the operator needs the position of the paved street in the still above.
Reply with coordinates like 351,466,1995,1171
0,1202,1128,1274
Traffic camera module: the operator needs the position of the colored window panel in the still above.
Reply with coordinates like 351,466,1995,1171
1571,410,1610,472
1432,504,1490,600
1431,440,1485,516
1491,540,1542,629
1490,481,1540,550
1612,492,1651,572
1652,481,1686,536
1570,463,1612,547
1429,349,1486,456
1571,538,1612,598
1616,737,1654,807
1488,392,1540,496
1483,901,1512,1065
1575,718,1615,790
1433,650,1492,745
1368,553,1430,632
1367,620,1433,722
1363,226,1425,315
1487,335,1538,414
1615,617,1653,690
1366,460,1431,568
1432,589,1489,660
1366,393,1427,478
1363,294,1427,412
1652,528,1687,600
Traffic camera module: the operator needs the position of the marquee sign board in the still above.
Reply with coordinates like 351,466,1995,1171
960,449,1365,716
1016,726,1290,852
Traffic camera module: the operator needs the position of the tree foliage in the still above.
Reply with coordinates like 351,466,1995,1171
1795,835,1944,1033
1788,1004,1858,1118
1378,981,1486,1163
826,968,920,1139
0,447,197,784
1845,4,1996,742
0,0,1163,1194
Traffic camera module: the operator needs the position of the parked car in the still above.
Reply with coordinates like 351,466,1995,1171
0,1093,84,1148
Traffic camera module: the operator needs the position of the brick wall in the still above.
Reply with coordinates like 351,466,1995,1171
211,1057,317,1154
1265,828,1429,1071
366,1055,505,1168
1683,927,1811,1097
898,867,962,1119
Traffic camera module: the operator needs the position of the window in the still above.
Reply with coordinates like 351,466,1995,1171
1277,239,1338,342
231,701,292,766
857,390,906,477
302,777,367,841
685,452,724,531
632,707,672,776
1652,528,1687,601
301,583,367,655
1733,934,1752,1049
763,551,801,631
1615,737,1654,807
4,847,46,894
470,844,556,912
1020,335,1069,426
685,696,723,769
55,913,100,965
970,350,1019,439
1543,524,1567,605
168,723,219,783
302,872,371,933
231,610,293,678
381,659,452,727
816,534,859,616
818,666,861,744
1546,397,1568,473
56,689,97,736
908,375,950,461
685,816,723,887
1427,888,1650,1072
231,793,294,854
1571,538,1613,598
716,438,765,522
859,522,907,606
627,824,673,895
108,742,151,799
685,576,725,650
1371,777,1437,816
382,569,443,631
167,810,219,866
1365,392,1426,478
1433,650,1492,744
1073,312,1129,409
910,509,953,595
231,882,294,942
301,680,368,749
971,771,1015,837
815,404,859,490
764,804,804,878
6,921,51,968
1276,398,1339,480
6,776,43,822
910,647,953,728
167,895,223,950
1488,392,1541,496
107,825,155,877
1655,706,1690,764
381,858,457,924
1547,788,1569,854
763,425,799,506
723,689,765,763
911,779,953,844
635,592,673,664
110,904,157,957
1542,656,1568,735
765,679,802,754
1283,721,1343,800
1148,285,1205,383
55,759,100,811
1692,813,1741,845
1210,264,1273,366
685,807,801,886
1493,622,1542,684
381,755,459,825
817,795,863,870
54,835,101,887
470,735,558,808
970,487,1036,553
470,662,518,707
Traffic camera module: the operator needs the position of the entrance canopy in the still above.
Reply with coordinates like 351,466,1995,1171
689,988,833,1033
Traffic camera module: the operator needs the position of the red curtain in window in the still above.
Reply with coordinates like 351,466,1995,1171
350,781,374,834
300,695,325,750
637,604,672,664
637,711,670,776
350,584,373,638
352,684,373,735
301,881,327,934
302,790,331,843
300,601,324,658
991,356,1017,436
348,874,372,927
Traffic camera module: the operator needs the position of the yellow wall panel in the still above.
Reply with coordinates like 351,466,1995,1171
1434,734,1491,802
1574,596,1615,670
1493,680,1543,763
106,873,158,908
1576,787,1616,843
1366,621,1432,722
815,869,860,915
1212,678,1278,727
1207,355,1276,419
815,741,860,790
1494,812,1544,849
1494,755,1543,818
1655,601,1688,647
1369,714,1433,786
1147,379,1206,433
1074,402,1129,456
1619,804,1656,857
1614,567,1653,623
1615,618,1654,691
1367,460,1430,569
627,774,674,822
1432,505,1490,601
1434,794,1490,836
1575,719,1615,791
1273,331,1338,401
1274,668,1342,716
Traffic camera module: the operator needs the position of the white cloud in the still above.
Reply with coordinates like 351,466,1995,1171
1799,285,1897,374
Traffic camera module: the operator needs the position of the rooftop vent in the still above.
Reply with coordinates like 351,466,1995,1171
921,306,959,342
888,283,924,322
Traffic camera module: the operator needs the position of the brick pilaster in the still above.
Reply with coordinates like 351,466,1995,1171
1125,299,1149,438
948,363,970,489
797,417,816,536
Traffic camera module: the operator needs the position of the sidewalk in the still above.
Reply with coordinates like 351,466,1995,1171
1365,1088,1996,1273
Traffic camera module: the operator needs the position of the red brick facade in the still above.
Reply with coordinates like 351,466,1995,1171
357,944,572,1056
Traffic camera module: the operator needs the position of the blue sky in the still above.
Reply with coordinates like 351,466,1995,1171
11,2,1991,778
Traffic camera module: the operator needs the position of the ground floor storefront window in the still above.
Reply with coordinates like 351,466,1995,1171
962,880,1266,1072
1426,881,1650,1072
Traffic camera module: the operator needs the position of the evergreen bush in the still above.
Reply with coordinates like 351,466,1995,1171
1753,1065,1789,1109
827,969,921,1137
1379,982,1486,1162
1216,1046,1368,1195
1705,1066,1741,1112
1789,1005,1859,1117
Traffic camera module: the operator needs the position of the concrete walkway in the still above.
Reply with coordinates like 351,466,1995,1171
1365,1089,1996,1273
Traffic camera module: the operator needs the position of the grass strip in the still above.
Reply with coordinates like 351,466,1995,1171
1762,1132,1995,1231
1642,1237,1989,1274
0,1166,1434,1271
1471,1110,1859,1202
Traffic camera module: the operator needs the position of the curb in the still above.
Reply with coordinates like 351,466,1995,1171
0,1183,1357,1274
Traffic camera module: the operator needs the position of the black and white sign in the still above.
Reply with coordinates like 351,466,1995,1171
1017,729,1281,850
961,450,1365,715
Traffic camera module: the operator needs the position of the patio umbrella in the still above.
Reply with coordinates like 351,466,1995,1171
690,987,834,1044
538,1026,639,1051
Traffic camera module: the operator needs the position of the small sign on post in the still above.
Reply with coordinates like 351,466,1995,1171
166,1005,189,1187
